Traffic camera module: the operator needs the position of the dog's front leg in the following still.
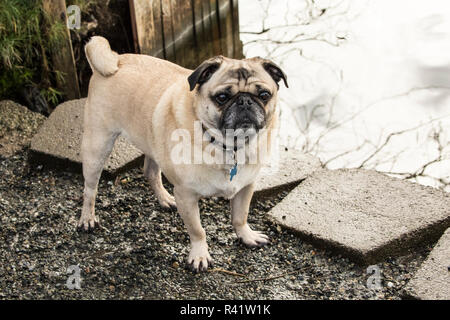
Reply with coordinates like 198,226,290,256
231,183,270,247
174,186,212,272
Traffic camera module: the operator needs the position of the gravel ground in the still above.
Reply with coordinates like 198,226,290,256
0,101,45,157
0,147,433,300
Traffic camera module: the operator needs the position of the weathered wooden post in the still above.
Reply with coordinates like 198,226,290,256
231,0,243,59
42,0,81,100
129,0,165,58
217,0,234,58
160,0,177,62
209,0,222,56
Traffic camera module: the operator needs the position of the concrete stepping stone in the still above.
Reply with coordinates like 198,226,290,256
405,228,450,300
254,147,322,198
268,168,450,264
30,99,143,178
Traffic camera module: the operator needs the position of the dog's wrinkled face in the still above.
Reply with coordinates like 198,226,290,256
188,56,288,134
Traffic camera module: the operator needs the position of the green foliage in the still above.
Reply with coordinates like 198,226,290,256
0,0,64,107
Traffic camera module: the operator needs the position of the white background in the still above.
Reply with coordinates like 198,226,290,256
239,0,450,190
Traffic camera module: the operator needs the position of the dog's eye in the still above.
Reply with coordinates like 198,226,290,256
259,91,271,101
215,93,230,105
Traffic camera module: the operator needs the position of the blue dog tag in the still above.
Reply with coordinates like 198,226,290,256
230,163,238,181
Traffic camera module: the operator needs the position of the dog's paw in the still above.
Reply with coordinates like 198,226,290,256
158,194,177,211
77,215,100,232
187,241,213,273
236,224,270,247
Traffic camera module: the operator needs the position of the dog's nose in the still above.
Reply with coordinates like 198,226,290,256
237,95,253,107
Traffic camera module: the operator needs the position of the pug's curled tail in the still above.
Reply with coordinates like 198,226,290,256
85,36,119,77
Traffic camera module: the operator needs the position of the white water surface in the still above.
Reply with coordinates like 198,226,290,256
239,0,450,190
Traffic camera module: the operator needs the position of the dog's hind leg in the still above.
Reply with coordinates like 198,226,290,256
78,122,118,231
144,156,176,210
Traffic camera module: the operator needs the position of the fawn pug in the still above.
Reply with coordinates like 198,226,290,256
80,36,288,272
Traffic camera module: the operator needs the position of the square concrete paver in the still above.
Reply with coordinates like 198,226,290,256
30,99,143,177
254,147,321,198
405,228,450,300
268,169,450,264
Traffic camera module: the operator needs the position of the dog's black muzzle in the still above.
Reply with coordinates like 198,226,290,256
220,93,266,133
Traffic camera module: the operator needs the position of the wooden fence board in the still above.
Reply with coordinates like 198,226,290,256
181,1,197,69
130,0,164,58
231,0,243,59
151,0,164,58
193,0,207,64
208,0,222,56
200,0,214,60
217,0,234,58
171,0,186,66
160,0,176,61
128,0,139,53
225,0,235,58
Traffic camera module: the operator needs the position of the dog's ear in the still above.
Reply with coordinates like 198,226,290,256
261,59,288,88
188,56,223,91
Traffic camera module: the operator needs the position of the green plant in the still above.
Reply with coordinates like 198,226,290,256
0,0,66,110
